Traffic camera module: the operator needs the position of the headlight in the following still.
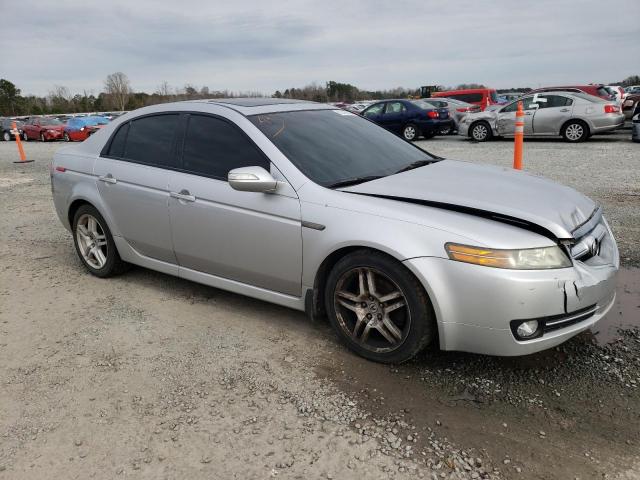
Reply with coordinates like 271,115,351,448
445,243,572,269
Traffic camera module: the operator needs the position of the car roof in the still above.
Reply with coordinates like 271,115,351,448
183,97,332,115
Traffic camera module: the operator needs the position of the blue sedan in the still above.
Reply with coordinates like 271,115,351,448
361,99,452,141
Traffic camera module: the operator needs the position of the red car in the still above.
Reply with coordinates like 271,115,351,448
527,84,615,101
431,88,499,110
22,117,65,141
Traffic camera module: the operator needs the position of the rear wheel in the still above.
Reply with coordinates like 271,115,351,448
39,132,46,142
325,250,436,364
63,132,70,142
562,120,589,142
470,121,492,142
72,205,129,278
402,123,418,141
22,132,28,141
2,131,10,142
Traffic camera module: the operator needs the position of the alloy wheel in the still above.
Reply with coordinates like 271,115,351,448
75,213,108,269
333,267,410,353
403,125,417,140
472,123,488,141
565,123,584,141
3,131,10,141
64,132,70,142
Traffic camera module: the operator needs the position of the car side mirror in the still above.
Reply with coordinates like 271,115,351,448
228,166,277,193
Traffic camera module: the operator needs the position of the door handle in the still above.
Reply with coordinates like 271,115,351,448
560,108,570,112
170,190,196,202
98,174,117,184
525,112,533,116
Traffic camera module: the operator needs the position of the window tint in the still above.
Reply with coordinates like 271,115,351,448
108,122,129,157
539,95,573,108
385,102,406,114
182,114,269,179
249,110,436,187
124,114,179,167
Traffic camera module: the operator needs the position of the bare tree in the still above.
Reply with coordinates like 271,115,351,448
156,80,172,97
104,72,131,111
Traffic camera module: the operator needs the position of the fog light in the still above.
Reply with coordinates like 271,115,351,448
516,320,539,338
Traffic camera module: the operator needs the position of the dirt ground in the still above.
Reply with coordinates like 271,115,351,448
1,134,639,480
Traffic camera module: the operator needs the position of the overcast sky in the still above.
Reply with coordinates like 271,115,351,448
2,0,638,96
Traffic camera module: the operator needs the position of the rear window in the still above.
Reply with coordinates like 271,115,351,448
596,86,611,97
490,90,499,103
124,114,179,167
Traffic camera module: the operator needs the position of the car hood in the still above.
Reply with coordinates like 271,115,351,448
44,124,65,130
340,160,596,240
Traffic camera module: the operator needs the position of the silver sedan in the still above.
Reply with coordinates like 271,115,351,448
459,91,625,142
51,98,618,363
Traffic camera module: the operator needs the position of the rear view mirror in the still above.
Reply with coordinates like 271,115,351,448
228,166,277,193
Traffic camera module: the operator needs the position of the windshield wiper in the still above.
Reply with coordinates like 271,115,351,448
326,175,384,189
393,159,435,174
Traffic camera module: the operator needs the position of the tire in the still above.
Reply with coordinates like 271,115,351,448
22,132,29,141
39,132,46,142
470,121,492,142
324,249,436,364
72,204,129,278
63,132,70,142
2,131,10,142
562,120,589,142
402,123,419,141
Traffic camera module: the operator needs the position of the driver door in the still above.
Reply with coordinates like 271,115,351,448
381,101,408,134
496,96,536,135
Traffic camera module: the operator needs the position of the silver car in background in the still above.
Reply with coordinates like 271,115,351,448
413,98,480,134
51,98,618,363
459,91,625,142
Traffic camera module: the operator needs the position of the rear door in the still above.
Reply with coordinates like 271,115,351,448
531,94,574,135
168,113,303,296
381,101,408,133
95,114,179,263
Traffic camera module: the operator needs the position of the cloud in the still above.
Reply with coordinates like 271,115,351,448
1,0,638,96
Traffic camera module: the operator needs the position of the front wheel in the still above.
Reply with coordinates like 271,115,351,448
402,123,419,141
325,250,436,364
22,132,29,141
39,132,46,142
63,132,70,142
2,131,10,142
72,205,129,278
470,121,492,142
562,121,589,142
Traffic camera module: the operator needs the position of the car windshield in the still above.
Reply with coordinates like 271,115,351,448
249,109,437,187
43,118,63,125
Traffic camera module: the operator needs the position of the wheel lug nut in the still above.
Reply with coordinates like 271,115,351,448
377,314,382,319
366,313,372,319
361,302,367,308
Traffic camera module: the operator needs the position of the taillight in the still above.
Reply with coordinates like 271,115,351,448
604,105,619,113
427,111,439,119
456,107,470,112
55,166,66,172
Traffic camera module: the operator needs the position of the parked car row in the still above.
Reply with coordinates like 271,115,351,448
0,115,114,142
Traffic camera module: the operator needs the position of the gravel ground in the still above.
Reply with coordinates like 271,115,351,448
0,135,639,480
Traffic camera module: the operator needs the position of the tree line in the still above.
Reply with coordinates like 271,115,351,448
1,73,639,116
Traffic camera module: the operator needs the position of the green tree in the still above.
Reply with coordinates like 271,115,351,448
0,78,21,115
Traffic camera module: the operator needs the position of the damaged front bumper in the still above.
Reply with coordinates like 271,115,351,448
403,221,619,356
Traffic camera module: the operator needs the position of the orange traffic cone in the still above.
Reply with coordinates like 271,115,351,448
12,122,34,164
513,101,524,170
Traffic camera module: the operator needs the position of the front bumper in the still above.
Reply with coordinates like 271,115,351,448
404,242,618,356
44,130,64,140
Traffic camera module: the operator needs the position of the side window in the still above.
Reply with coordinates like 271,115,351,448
385,102,406,114
107,122,129,157
181,114,269,179
542,95,572,108
501,100,521,113
124,114,179,167
364,103,385,117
